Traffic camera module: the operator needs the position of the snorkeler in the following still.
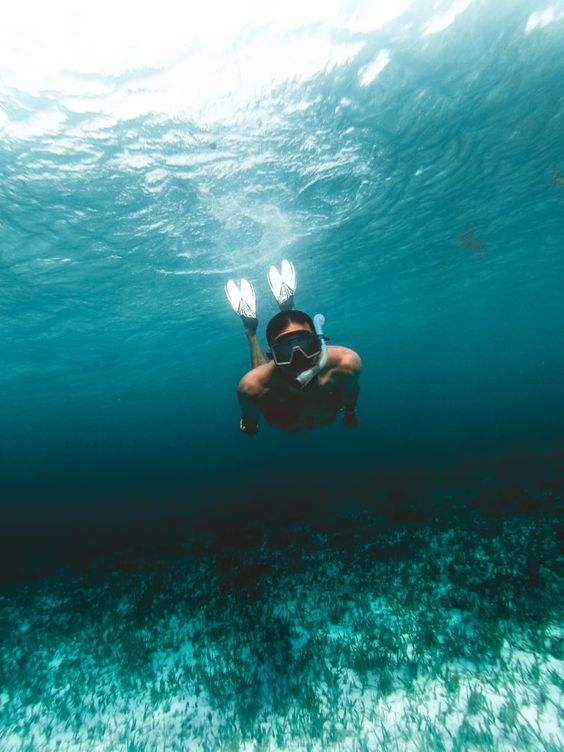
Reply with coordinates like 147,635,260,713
225,260,361,436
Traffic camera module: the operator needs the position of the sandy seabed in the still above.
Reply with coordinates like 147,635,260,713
1,502,562,751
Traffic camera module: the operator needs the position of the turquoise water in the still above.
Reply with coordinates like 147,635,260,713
1,0,563,749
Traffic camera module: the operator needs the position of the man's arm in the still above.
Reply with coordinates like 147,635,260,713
237,375,262,436
338,351,362,428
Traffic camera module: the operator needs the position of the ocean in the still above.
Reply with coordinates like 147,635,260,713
0,0,563,749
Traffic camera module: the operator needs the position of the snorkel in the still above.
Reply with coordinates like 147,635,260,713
294,313,328,388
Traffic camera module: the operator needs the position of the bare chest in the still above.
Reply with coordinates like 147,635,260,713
260,382,342,433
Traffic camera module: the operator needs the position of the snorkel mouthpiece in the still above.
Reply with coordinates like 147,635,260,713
295,313,328,388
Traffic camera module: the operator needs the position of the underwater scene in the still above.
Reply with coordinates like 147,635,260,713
1,0,563,749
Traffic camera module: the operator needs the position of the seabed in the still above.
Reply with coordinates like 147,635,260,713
1,500,562,751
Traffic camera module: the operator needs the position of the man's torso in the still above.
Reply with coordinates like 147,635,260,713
249,347,351,434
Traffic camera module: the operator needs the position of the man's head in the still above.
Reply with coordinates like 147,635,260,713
266,310,315,345
266,310,323,385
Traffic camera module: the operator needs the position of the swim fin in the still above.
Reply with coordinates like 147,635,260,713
225,278,257,320
268,259,296,311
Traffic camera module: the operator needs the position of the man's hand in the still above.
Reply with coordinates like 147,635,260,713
343,409,358,429
238,377,261,436
240,417,258,436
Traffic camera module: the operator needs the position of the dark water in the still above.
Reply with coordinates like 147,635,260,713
0,1,563,748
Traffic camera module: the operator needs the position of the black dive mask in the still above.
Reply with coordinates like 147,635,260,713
267,331,322,367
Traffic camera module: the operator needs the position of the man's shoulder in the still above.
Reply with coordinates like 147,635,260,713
238,363,275,397
327,346,362,375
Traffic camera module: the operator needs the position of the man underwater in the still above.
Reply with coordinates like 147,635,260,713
225,260,361,436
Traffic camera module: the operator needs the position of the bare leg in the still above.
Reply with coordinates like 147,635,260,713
243,318,266,368
242,290,294,369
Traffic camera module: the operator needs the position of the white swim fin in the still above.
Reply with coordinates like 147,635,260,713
225,278,257,319
268,259,296,311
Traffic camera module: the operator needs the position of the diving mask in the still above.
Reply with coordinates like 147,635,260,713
269,314,329,388
269,331,322,367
